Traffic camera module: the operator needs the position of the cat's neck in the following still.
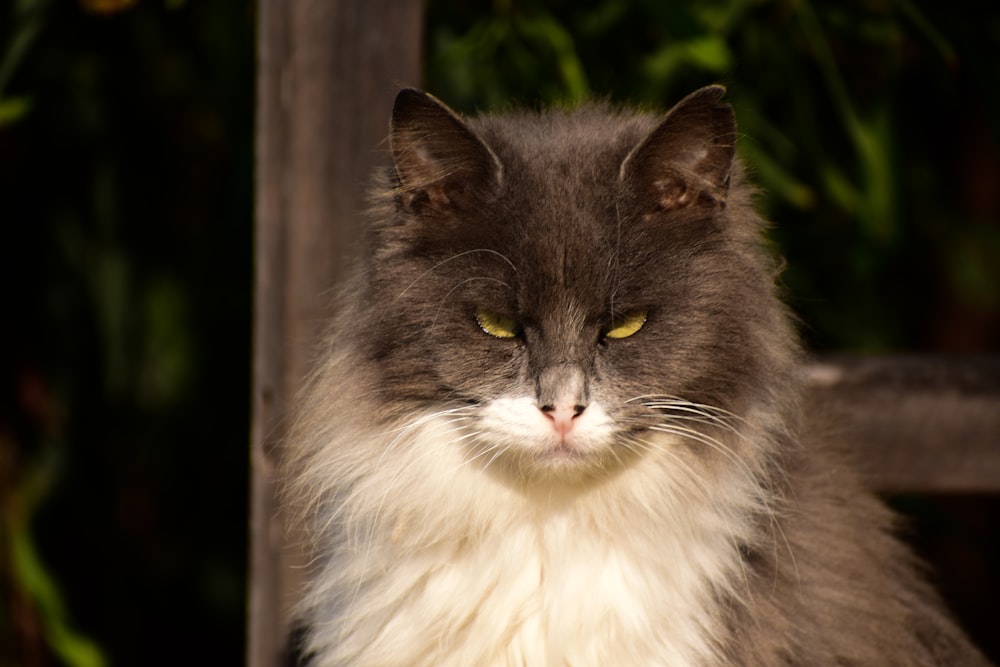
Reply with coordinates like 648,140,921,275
307,410,772,667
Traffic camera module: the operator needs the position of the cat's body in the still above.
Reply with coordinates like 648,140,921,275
284,87,989,666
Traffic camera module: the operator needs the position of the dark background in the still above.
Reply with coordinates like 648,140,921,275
2,1,998,665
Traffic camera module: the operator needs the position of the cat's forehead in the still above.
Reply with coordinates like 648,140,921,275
415,110,670,313
470,106,658,174
464,107,657,237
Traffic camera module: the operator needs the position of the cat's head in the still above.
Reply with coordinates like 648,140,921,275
357,87,796,484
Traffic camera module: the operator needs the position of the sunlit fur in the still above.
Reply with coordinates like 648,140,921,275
289,384,774,666
283,88,989,666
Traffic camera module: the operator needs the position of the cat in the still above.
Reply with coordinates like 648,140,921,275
283,85,990,666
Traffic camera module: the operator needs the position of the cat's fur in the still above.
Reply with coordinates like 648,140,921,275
284,86,989,666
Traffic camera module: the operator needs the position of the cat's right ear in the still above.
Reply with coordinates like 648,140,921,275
620,85,736,213
390,89,502,213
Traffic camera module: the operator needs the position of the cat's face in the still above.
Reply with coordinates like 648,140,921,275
361,88,785,483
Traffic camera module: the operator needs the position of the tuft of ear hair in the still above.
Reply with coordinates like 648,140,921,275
390,89,503,213
620,85,737,212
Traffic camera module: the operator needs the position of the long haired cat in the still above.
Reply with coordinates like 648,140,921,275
284,86,989,666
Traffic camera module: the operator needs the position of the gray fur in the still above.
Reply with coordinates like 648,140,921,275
284,87,990,666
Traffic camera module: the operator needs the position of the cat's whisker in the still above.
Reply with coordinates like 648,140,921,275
621,395,767,493
610,196,624,319
604,438,627,470
770,506,801,595
481,443,515,473
381,405,476,436
346,410,473,539
362,409,475,503
629,416,776,516
620,433,758,610
340,411,478,622
645,424,759,483
392,248,518,305
449,433,512,472
629,396,746,432
638,401,800,586
429,276,512,330
627,394,744,418
617,425,765,509
646,413,743,439
629,416,798,601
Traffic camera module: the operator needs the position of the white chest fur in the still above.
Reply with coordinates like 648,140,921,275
303,412,760,667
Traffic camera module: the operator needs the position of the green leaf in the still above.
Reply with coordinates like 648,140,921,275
514,11,590,102
684,34,731,73
739,140,816,211
11,528,108,667
0,95,33,127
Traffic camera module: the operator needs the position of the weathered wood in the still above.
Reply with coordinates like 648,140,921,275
250,1,423,665
804,356,1000,493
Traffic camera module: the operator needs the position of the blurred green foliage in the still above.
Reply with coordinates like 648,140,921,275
1,0,998,665
2,0,252,664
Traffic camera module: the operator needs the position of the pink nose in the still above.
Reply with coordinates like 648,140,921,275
542,402,585,437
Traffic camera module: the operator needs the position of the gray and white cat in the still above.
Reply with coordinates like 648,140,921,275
284,86,989,666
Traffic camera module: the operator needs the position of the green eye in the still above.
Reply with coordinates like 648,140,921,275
475,308,521,339
604,310,647,339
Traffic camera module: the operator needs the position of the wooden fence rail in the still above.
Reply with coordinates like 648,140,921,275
250,1,999,663
803,356,1000,493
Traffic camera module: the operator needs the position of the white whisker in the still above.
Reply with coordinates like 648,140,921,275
430,276,512,329
624,433,757,610
619,393,799,607
393,249,518,304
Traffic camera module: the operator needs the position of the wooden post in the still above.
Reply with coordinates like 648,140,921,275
251,1,423,664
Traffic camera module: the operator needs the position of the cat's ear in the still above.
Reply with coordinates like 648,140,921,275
620,85,736,212
390,89,502,213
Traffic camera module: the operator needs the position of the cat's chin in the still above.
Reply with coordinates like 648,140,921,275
526,438,597,471
475,397,622,481
539,440,588,460
488,441,614,486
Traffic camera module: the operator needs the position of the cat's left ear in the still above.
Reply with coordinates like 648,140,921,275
390,89,502,213
620,85,736,211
